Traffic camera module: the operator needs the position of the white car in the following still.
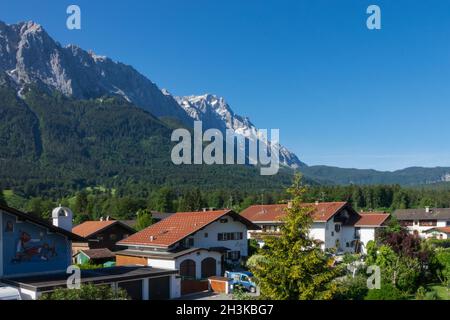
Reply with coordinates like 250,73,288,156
0,285,21,300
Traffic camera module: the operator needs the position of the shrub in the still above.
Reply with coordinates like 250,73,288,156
76,263,104,270
40,284,129,300
428,239,450,249
434,248,450,286
334,276,368,300
342,253,361,264
365,283,406,300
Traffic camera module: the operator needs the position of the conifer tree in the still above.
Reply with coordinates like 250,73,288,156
247,174,339,300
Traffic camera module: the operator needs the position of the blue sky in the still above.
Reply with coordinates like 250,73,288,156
2,0,450,171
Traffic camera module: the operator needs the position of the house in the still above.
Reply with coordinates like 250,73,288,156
0,205,84,280
72,218,136,253
393,207,450,238
74,248,116,266
115,209,259,296
0,205,179,300
423,227,450,240
240,202,390,254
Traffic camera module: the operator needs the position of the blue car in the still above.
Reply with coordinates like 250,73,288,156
224,271,257,293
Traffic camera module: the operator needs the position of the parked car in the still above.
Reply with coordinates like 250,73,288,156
0,285,21,300
224,271,257,293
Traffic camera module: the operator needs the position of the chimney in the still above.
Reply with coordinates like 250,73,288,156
315,201,319,206
100,216,104,221
202,208,207,212
425,206,430,213
287,201,293,209
106,216,110,221
52,206,73,231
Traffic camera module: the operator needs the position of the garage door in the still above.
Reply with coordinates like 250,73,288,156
118,280,143,300
148,276,170,300
201,257,216,278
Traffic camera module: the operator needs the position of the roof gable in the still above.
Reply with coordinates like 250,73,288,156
72,220,135,238
240,202,348,223
79,248,115,259
118,210,258,247
0,204,85,242
354,213,390,227
394,208,450,220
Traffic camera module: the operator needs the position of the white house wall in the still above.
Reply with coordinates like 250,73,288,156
170,274,181,299
147,258,176,270
310,222,326,249
175,250,223,279
341,226,356,253
325,220,339,250
405,219,449,238
190,215,249,257
359,228,375,254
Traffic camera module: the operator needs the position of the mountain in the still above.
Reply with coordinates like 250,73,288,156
0,20,304,169
174,94,306,169
0,20,191,124
300,166,450,186
0,20,448,191
0,76,297,196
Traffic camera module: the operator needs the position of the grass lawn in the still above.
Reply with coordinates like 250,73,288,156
428,284,449,300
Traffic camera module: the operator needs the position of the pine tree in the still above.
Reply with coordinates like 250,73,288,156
247,174,339,300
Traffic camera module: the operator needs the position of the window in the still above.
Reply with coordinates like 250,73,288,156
204,233,208,238
218,232,243,241
346,242,350,248
220,218,228,223
331,231,334,237
241,275,249,282
400,221,413,227
334,224,341,233
227,251,241,261
109,234,117,241
97,235,104,241
187,238,194,247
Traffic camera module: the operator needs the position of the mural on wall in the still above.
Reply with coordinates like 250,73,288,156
11,231,58,263
2,213,70,275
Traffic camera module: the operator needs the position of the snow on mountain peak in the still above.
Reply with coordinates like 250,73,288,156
175,94,306,169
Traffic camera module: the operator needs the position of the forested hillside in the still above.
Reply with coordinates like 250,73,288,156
0,82,296,199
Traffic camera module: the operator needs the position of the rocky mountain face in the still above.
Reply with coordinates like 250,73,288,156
174,94,306,168
0,20,191,123
0,20,305,169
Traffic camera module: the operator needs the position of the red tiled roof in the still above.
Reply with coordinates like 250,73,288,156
240,202,348,223
354,213,390,227
425,227,450,234
79,248,116,259
118,210,257,248
72,221,117,238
